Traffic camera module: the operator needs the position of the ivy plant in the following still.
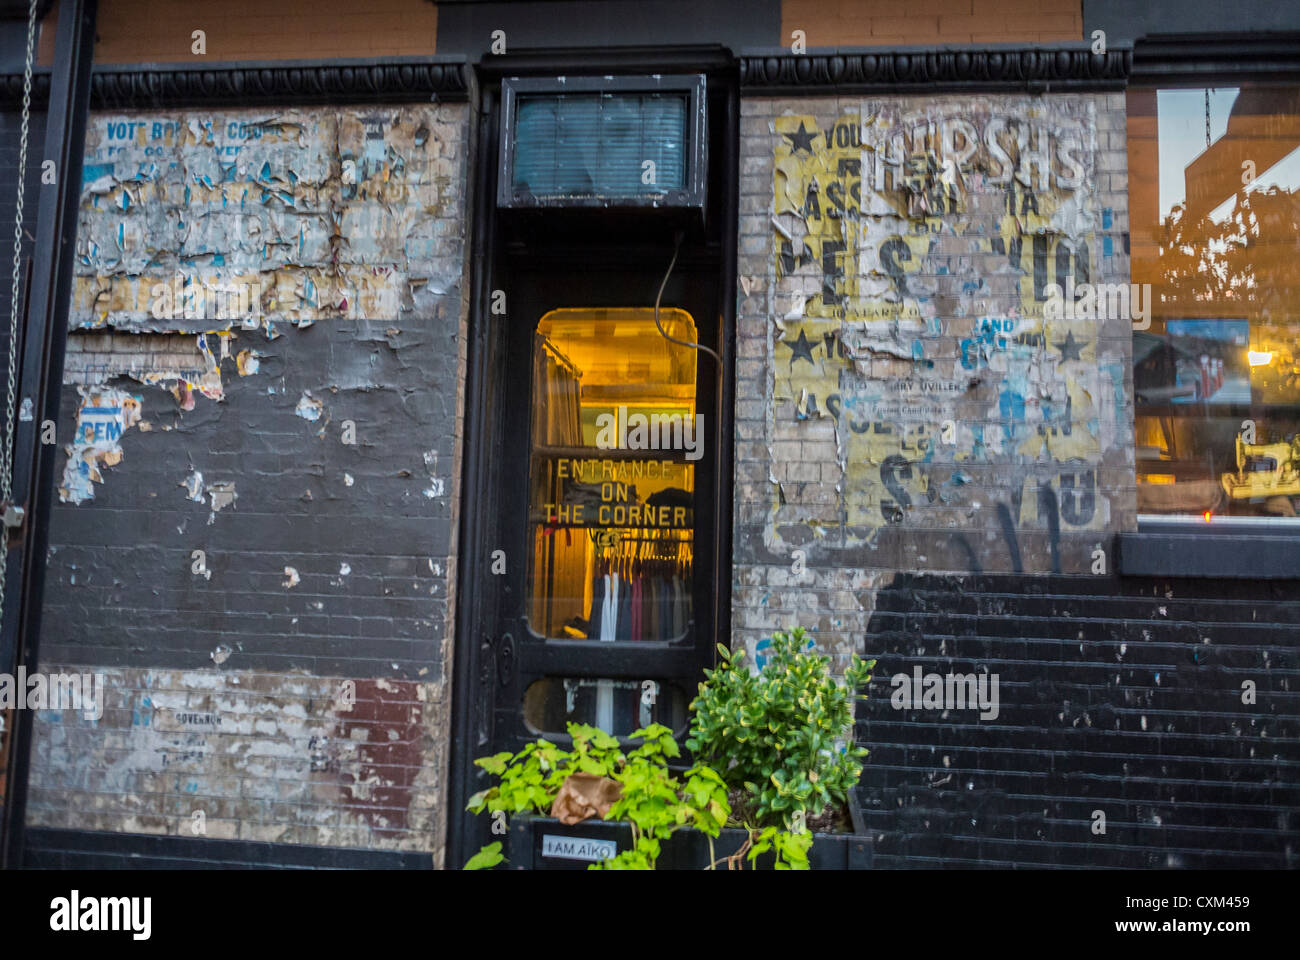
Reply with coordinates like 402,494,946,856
463,722,807,870
687,625,876,829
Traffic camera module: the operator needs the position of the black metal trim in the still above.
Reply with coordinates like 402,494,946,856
1130,33,1300,86
734,33,1300,94
714,68,739,691
0,0,96,872
477,44,736,81
446,80,497,874
737,43,1132,93
0,56,469,109
22,827,433,869
1117,529,1300,579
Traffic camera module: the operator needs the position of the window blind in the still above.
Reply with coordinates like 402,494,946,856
512,93,688,199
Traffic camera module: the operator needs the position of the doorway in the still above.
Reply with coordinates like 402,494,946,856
447,50,738,867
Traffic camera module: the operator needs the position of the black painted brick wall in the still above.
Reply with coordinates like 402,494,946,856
41,325,458,679
857,573,1299,868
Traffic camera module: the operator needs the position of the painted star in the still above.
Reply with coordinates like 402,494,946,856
783,328,818,366
783,121,818,155
1054,330,1088,362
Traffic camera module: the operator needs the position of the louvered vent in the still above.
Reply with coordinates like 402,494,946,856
499,75,706,210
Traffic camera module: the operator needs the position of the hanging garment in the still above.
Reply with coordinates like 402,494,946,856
562,481,605,511
587,574,605,640
596,572,618,731
660,572,670,640
616,576,633,643
631,577,642,643
645,487,693,510
647,576,660,641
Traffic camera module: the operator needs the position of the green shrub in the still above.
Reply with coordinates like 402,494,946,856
462,623,877,869
464,722,739,870
686,625,875,829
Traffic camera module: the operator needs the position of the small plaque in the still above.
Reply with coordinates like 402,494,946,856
541,834,617,862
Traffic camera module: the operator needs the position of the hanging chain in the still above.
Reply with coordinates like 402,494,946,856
1205,88,1212,149
0,0,40,631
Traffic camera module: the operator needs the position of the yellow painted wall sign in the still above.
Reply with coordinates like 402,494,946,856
768,98,1116,540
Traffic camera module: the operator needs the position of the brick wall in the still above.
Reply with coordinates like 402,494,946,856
736,91,1133,665
780,0,1083,48
26,668,447,849
39,0,439,65
24,101,471,865
33,0,1084,66
734,92,1298,867
860,573,1298,868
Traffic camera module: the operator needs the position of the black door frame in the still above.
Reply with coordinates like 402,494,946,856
447,46,738,869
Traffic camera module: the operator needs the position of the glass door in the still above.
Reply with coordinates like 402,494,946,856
521,307,701,736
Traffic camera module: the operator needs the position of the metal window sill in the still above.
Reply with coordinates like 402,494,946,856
1117,515,1300,578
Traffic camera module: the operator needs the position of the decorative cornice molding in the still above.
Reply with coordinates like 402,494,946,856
4,35,1299,110
1,57,469,110
0,72,49,106
738,45,1131,94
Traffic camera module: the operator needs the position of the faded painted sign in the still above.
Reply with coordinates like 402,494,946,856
768,97,1118,545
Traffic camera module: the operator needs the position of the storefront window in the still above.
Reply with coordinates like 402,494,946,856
1129,84,1300,517
526,308,697,640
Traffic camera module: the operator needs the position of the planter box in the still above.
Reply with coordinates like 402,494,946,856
505,794,871,870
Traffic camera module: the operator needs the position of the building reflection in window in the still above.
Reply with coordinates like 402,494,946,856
1129,84,1300,517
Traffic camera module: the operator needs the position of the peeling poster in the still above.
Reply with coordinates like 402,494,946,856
59,388,143,503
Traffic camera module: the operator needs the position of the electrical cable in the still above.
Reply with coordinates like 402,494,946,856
653,231,722,369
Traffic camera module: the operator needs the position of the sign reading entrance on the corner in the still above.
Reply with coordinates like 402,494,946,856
541,834,617,862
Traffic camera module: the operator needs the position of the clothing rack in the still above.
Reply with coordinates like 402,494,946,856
589,526,692,556
585,529,693,728
589,529,692,540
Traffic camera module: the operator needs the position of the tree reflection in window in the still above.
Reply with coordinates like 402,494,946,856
1131,84,1300,517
